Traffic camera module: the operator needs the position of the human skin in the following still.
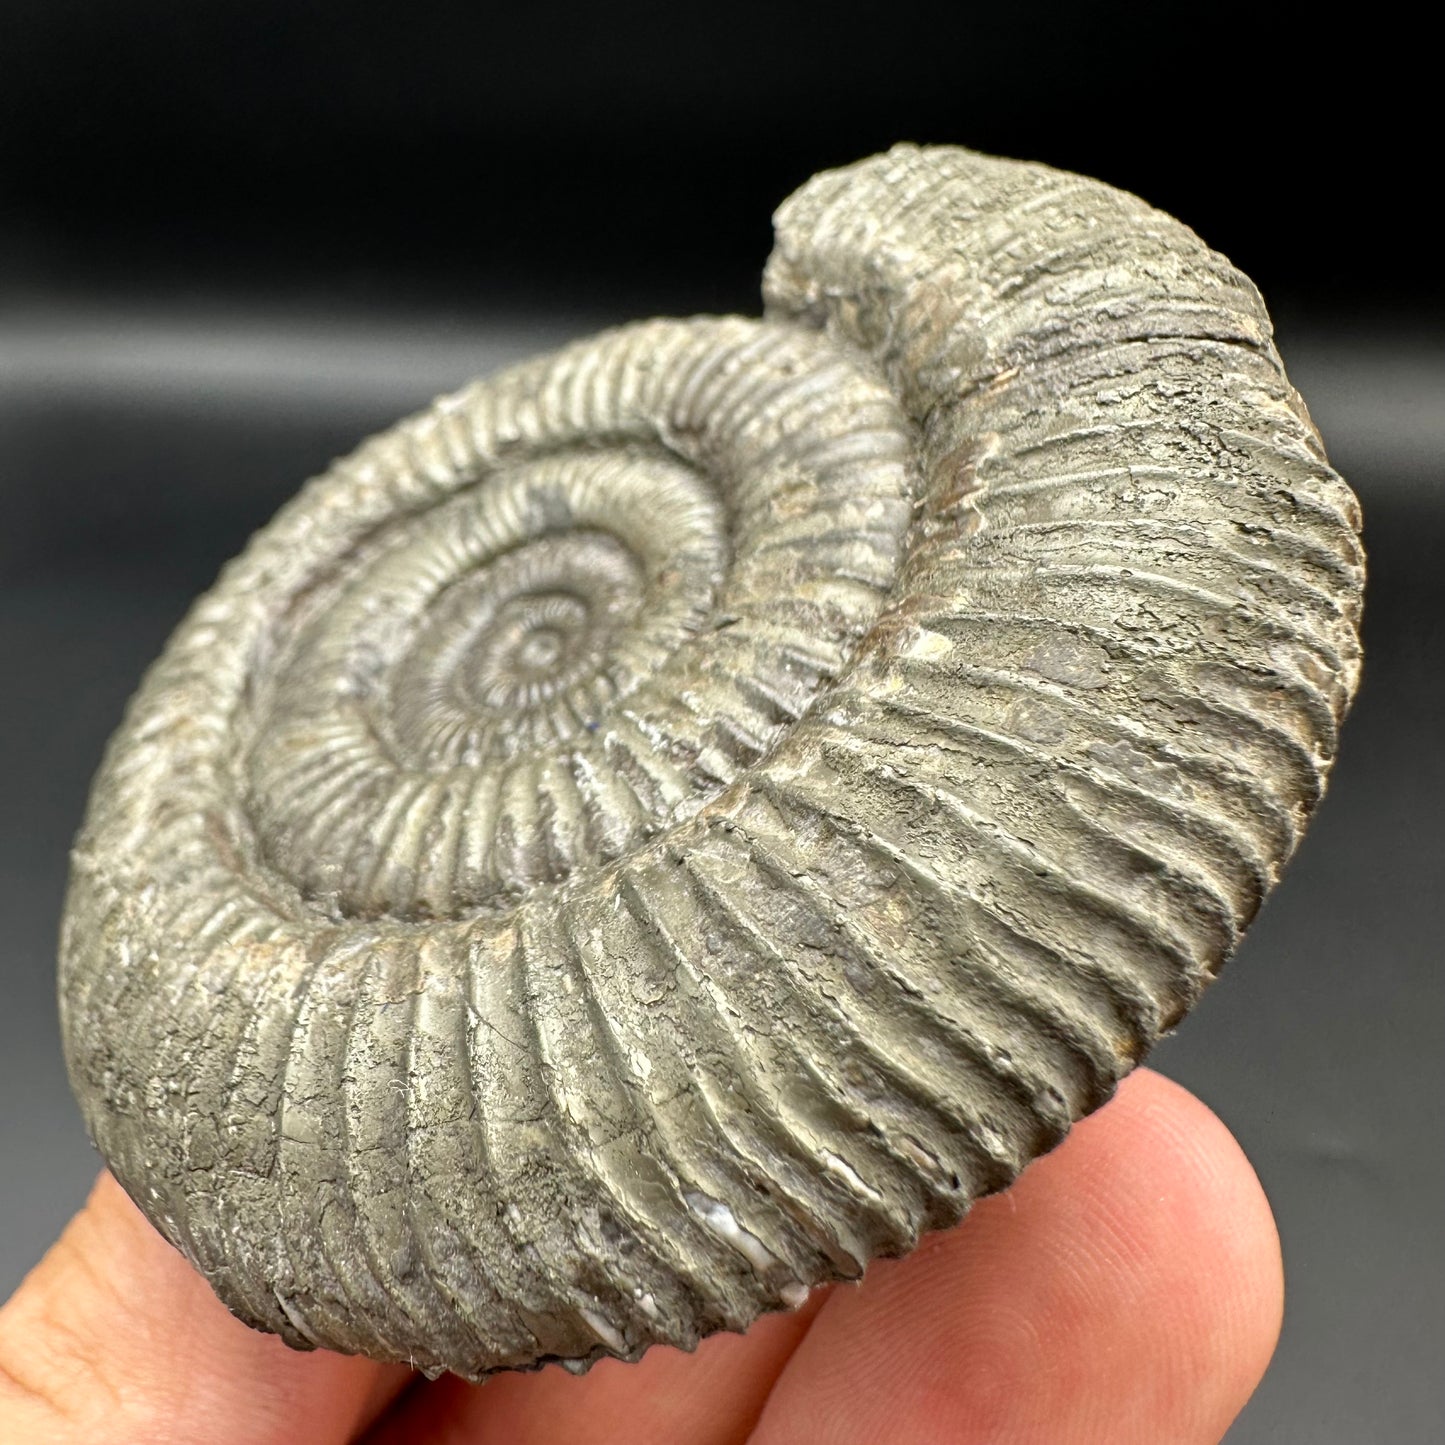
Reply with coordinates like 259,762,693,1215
0,1069,1282,1444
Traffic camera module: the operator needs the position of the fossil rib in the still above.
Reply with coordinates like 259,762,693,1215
59,145,1364,1379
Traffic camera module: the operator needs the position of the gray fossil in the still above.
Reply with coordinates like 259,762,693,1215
59,145,1364,1379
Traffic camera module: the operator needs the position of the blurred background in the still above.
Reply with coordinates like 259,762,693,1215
1,4,1438,1440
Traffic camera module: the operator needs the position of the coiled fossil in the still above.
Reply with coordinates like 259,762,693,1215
59,145,1364,1379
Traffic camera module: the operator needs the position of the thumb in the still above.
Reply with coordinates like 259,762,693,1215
0,1172,409,1445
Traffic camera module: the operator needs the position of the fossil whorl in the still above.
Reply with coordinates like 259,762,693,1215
59,145,1364,1379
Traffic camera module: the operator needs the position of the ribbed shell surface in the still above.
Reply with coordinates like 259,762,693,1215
59,145,1364,1379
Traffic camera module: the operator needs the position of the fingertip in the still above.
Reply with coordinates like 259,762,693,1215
750,1068,1284,1445
1036,1069,1285,1437
361,1288,831,1445
0,1172,408,1445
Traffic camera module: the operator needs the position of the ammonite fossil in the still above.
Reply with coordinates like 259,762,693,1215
59,145,1365,1379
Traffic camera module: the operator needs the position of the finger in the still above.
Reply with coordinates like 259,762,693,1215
749,1068,1284,1445
0,1172,412,1445
362,1288,828,1445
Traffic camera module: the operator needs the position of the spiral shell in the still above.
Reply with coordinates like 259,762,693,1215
60,145,1364,1378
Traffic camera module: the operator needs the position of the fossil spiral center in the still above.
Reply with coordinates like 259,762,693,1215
388,528,655,765
236,319,917,921
506,620,566,675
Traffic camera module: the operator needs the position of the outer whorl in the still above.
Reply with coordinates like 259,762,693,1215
59,145,1364,1379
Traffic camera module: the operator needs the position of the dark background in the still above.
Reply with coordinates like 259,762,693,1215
2,5,1439,1441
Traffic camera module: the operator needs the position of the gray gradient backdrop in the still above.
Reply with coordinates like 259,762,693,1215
2,310,1440,1442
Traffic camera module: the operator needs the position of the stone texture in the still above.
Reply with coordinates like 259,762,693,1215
59,145,1364,1379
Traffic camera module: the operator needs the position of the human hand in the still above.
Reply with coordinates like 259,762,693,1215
0,1069,1281,1444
